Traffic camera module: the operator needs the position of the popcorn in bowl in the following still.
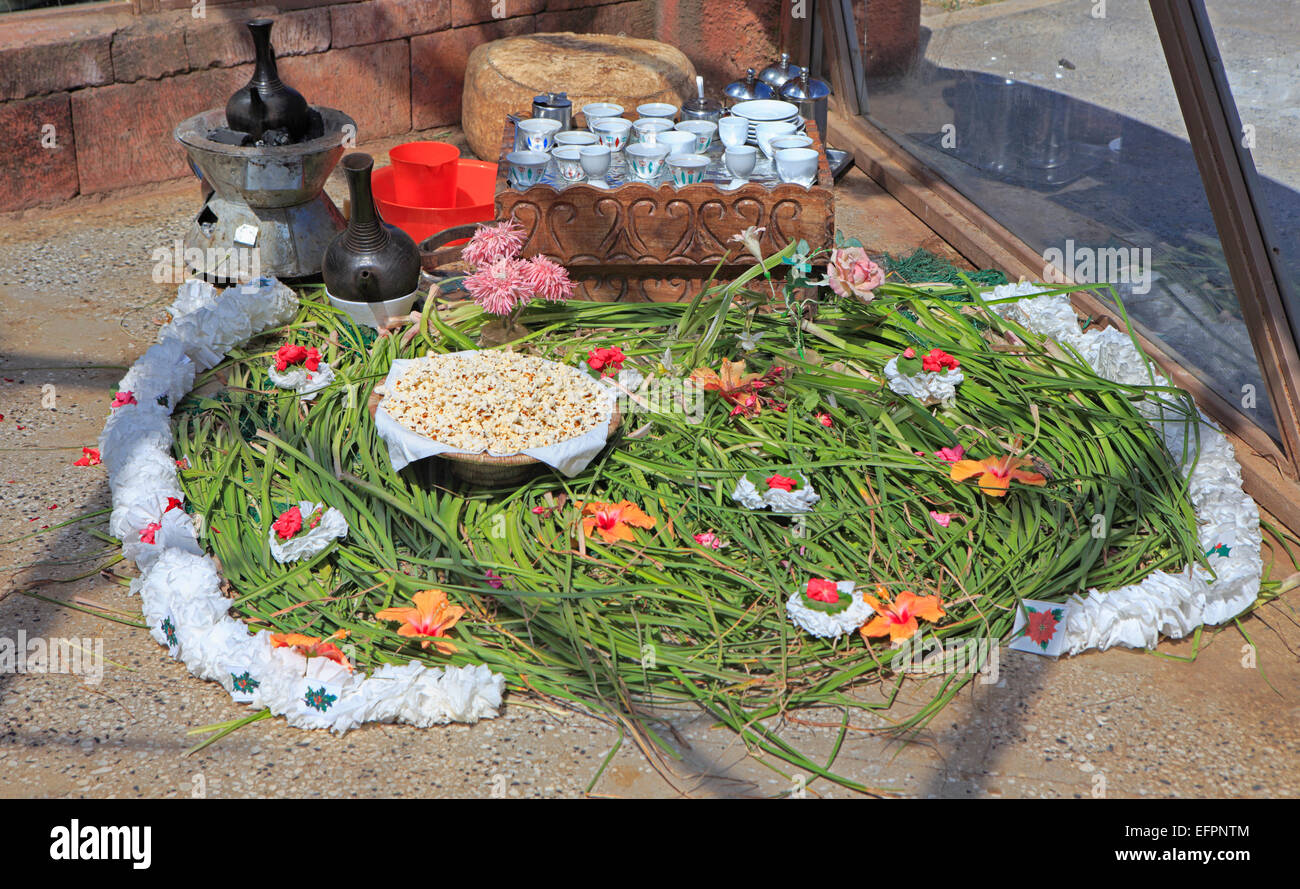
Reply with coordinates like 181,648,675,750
380,350,612,456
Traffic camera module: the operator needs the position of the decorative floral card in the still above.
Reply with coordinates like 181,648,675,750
1008,599,1072,657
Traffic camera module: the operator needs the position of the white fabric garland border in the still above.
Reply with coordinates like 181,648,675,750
989,283,1262,654
100,277,504,733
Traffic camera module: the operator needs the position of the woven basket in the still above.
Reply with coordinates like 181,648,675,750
440,405,622,486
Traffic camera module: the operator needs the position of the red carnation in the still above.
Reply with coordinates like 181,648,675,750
921,348,959,373
272,505,303,540
766,474,797,492
587,346,627,376
805,578,839,604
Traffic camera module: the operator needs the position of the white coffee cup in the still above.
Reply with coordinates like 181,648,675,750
774,147,818,187
724,145,758,180
658,130,696,157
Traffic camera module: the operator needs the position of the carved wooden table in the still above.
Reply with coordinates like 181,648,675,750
494,114,835,302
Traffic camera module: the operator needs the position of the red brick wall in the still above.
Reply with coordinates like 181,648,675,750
0,0,792,211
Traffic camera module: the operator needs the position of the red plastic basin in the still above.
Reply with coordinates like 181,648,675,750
373,159,498,245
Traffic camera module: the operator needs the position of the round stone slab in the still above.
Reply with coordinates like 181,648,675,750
461,32,697,160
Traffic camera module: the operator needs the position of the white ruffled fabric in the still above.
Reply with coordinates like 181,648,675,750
731,474,821,514
268,361,335,399
786,581,873,638
268,500,349,563
169,278,220,319
883,356,965,407
988,282,1262,654
101,278,505,732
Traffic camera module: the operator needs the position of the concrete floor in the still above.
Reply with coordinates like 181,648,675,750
1,128,1298,798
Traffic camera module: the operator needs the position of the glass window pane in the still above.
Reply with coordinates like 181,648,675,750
1204,0,1300,317
861,0,1279,440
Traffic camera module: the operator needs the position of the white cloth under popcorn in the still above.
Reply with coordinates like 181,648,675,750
884,356,965,407
732,474,821,514
101,278,504,732
987,282,1261,653
786,582,873,639
268,500,349,563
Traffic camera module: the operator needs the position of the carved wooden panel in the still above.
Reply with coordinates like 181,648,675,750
493,114,835,269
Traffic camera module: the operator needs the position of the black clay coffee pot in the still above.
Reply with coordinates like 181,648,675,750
225,18,311,143
322,153,421,303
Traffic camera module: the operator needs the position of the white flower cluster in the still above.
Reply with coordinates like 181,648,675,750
883,356,965,407
786,581,874,639
268,500,349,563
988,282,1261,653
732,475,821,514
268,361,335,400
101,278,505,732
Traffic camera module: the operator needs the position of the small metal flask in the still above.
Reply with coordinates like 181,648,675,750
680,75,723,124
781,70,831,145
758,52,802,91
531,91,572,130
723,68,775,107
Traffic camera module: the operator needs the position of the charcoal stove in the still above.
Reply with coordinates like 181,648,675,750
173,107,354,281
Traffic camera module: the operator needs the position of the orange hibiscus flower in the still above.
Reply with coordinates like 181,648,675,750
580,500,657,544
270,629,353,671
376,589,465,655
949,451,1046,497
689,359,785,417
860,585,945,646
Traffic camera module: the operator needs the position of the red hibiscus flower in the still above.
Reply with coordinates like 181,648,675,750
73,447,101,467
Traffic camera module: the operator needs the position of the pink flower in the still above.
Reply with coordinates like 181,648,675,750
934,445,966,464
461,220,527,268
111,391,137,409
464,256,529,316
693,531,724,549
826,246,884,302
523,255,573,302
140,522,162,544
485,569,504,589
929,511,953,528
815,412,833,428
